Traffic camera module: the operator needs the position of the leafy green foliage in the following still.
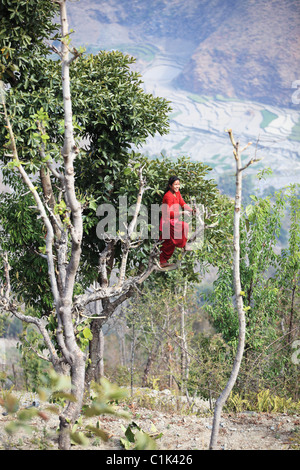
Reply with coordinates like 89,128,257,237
1,371,132,448
275,184,300,325
226,390,300,414
72,51,171,155
71,378,131,446
0,1,231,333
206,189,287,347
0,42,174,308
188,333,232,400
76,324,93,351
0,187,51,315
17,323,49,391
81,151,232,287
0,0,59,85
204,183,300,399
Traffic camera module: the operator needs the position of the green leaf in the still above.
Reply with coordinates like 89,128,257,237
88,200,97,211
82,327,93,340
125,423,139,443
245,204,255,219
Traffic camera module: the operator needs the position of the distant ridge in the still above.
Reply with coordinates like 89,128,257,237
176,0,300,108
68,0,300,108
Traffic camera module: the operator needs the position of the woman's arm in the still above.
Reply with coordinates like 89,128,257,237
179,192,193,212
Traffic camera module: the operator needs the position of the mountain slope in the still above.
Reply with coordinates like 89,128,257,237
68,0,300,108
176,0,300,107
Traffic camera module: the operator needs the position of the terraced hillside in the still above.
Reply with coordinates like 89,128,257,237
68,0,300,108
139,50,300,190
66,1,300,190
177,0,300,108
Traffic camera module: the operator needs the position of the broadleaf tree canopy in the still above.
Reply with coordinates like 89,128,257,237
0,0,231,321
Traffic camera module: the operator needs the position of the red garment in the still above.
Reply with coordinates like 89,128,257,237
159,190,192,264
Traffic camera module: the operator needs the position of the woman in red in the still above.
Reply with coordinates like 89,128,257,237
159,176,193,267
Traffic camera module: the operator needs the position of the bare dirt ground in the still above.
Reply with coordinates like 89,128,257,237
0,390,299,451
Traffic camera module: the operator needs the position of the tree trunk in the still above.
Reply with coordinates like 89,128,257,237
288,283,296,346
58,348,86,450
55,296,87,450
57,1,85,448
85,317,105,389
180,281,190,395
130,317,136,396
209,131,249,450
142,341,160,387
116,318,127,367
99,329,105,377
165,305,173,389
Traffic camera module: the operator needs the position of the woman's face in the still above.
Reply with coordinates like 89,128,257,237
170,180,180,193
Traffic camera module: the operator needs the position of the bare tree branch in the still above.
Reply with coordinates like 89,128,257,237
1,100,60,305
0,260,62,371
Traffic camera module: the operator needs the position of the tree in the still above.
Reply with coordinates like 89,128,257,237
0,0,92,449
209,129,259,450
83,154,231,384
206,188,286,347
0,47,172,314
0,0,167,449
276,184,300,347
0,0,239,451
0,0,223,449
205,181,299,398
